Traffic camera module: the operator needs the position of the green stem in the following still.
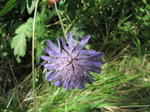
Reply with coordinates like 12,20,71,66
32,0,39,111
54,1,67,41
4,92,15,112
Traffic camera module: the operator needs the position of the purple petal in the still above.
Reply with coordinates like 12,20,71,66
46,72,61,81
62,37,68,51
40,55,54,61
87,52,105,60
68,31,74,48
86,71,95,78
89,67,102,74
64,80,71,91
81,50,96,55
82,77,93,84
51,52,62,58
55,79,63,87
46,39,60,53
44,63,59,70
77,59,102,67
46,71,53,75
88,61,103,67
40,62,47,65
76,35,91,50
80,35,91,46
76,83,85,89
44,47,54,56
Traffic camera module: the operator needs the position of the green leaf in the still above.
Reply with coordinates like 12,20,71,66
36,45,44,64
26,0,36,14
11,33,27,63
35,24,46,37
15,18,33,38
84,0,95,7
11,18,33,63
11,17,46,63
66,0,81,18
75,105,91,112
142,0,147,4
20,1,26,14
0,0,20,16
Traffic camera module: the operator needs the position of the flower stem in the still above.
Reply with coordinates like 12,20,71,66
54,1,67,41
32,0,39,111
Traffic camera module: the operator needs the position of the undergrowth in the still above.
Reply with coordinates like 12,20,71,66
0,0,150,112
1,54,149,112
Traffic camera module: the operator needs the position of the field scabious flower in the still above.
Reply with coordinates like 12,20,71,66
41,31,105,91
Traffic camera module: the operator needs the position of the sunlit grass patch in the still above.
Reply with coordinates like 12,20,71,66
24,54,150,112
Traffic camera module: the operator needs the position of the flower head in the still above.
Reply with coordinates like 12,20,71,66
41,31,104,91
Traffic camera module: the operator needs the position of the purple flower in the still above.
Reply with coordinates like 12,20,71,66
41,31,104,91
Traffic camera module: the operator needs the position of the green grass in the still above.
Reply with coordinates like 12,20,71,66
1,51,150,112
1,54,148,112
0,0,150,112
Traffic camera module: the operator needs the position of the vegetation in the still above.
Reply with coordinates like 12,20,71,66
0,0,150,111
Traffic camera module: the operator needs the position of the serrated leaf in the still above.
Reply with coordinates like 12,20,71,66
11,18,33,63
35,25,46,38
11,34,26,62
26,0,36,14
0,0,20,16
15,18,33,38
